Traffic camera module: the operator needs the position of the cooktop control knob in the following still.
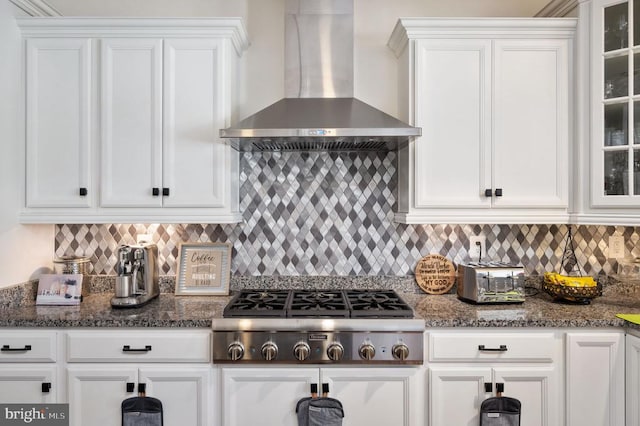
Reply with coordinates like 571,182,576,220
293,341,311,361
227,342,244,361
261,341,278,361
359,343,376,360
392,342,410,361
327,342,344,361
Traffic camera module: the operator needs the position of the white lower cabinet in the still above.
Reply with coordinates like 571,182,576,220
429,365,558,426
0,365,57,403
627,331,640,426
0,330,59,403
220,366,425,426
65,329,212,426
67,365,211,426
427,330,563,426
566,331,624,426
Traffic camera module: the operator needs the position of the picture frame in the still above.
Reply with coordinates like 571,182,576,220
36,274,83,305
175,242,232,295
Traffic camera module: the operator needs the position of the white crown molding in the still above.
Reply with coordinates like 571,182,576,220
9,0,61,16
16,18,250,56
535,0,579,17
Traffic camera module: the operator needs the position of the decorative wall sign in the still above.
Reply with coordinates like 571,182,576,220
415,254,456,295
175,243,232,295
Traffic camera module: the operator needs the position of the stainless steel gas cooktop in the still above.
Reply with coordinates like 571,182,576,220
212,289,424,365
222,289,414,319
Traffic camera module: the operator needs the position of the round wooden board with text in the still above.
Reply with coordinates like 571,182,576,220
415,254,456,295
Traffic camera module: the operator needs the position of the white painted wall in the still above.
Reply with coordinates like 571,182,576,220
0,1,53,289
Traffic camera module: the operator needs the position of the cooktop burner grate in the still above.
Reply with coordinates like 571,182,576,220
288,290,350,318
223,290,292,318
345,289,414,318
223,289,414,319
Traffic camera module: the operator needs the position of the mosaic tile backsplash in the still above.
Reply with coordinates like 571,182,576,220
55,152,640,277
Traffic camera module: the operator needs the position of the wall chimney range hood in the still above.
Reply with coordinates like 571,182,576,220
220,0,421,152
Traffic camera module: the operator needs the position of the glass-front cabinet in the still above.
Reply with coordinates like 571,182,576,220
593,0,640,206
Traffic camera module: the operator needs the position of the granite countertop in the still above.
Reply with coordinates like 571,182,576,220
2,279,640,329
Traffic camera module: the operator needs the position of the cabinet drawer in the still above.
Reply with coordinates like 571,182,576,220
429,331,560,363
0,331,57,362
67,330,211,363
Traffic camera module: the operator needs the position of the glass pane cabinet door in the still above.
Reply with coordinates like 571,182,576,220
594,0,640,205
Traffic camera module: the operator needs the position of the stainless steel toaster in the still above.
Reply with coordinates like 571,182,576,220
457,262,525,304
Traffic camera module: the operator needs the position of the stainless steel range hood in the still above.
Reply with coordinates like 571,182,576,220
220,0,421,152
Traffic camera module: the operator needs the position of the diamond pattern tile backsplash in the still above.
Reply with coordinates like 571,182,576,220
55,152,640,276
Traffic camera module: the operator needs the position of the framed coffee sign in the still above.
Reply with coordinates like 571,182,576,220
175,242,232,295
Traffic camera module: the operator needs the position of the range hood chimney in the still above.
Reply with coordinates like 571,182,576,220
220,0,421,152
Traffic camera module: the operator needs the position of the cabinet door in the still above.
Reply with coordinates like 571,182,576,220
413,39,492,208
493,366,560,426
321,367,425,426
493,39,569,208
0,365,56,403
221,367,319,426
566,332,624,426
25,38,91,208
429,366,491,426
163,39,229,208
627,333,640,426
591,0,640,206
100,38,163,207
67,366,137,426
140,366,211,426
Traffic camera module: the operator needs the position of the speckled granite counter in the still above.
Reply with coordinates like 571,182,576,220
0,293,232,328
2,278,640,329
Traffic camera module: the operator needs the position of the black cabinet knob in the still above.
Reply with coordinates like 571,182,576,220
484,189,492,197
152,188,160,196
42,382,51,393
495,188,503,197
126,382,135,393
162,188,170,197
79,188,87,196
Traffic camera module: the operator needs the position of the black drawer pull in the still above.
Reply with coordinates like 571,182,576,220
494,188,503,197
152,188,160,196
162,188,170,197
79,188,88,196
484,382,493,393
126,382,135,393
478,344,508,352
42,382,51,393
1,345,32,352
122,345,152,353
484,188,492,197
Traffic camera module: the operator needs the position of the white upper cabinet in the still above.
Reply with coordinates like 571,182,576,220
583,0,640,222
18,18,248,224
389,19,576,224
100,38,163,208
163,38,232,209
25,38,92,208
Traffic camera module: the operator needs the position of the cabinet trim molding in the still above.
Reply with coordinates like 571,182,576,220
17,18,250,56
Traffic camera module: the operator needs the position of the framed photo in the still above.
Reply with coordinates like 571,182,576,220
36,274,83,305
175,242,232,295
